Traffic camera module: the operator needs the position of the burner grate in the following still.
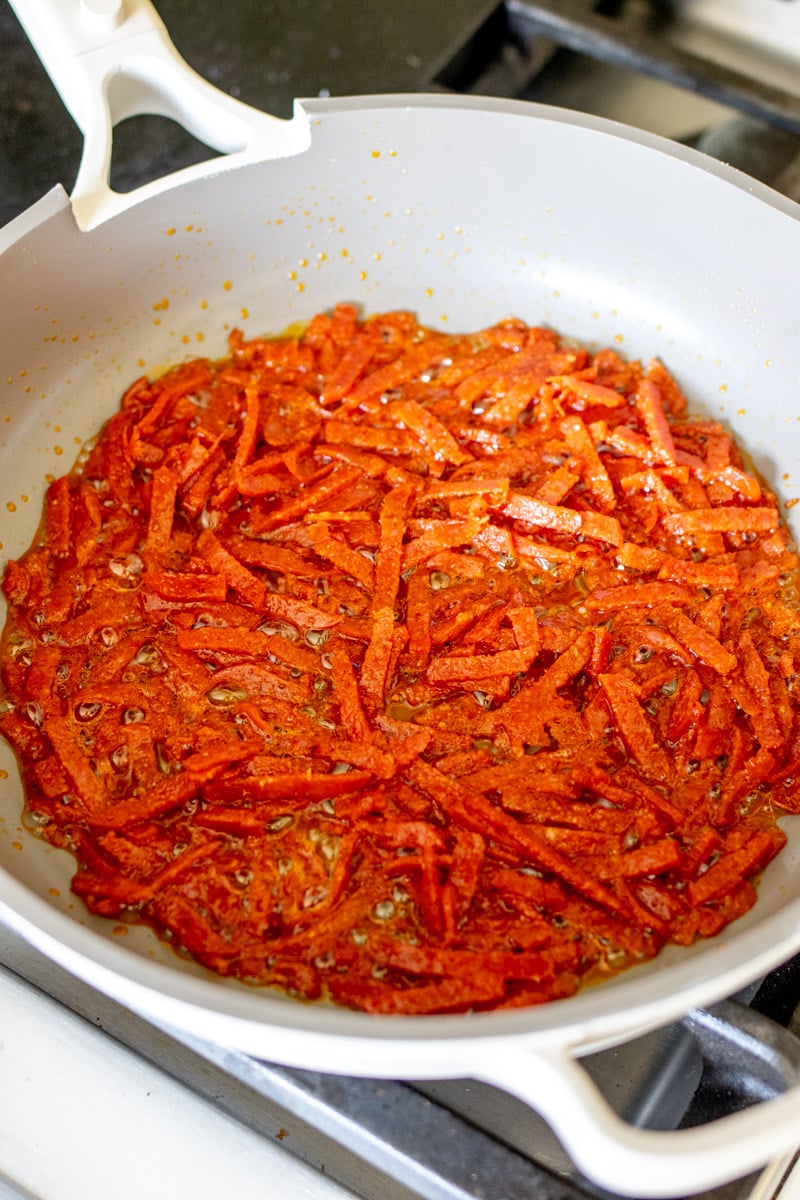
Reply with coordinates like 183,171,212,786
434,1,800,137
506,1,800,135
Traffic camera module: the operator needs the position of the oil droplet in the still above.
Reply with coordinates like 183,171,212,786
12,841,22,851
6,501,16,512
48,886,60,897
20,494,28,503
358,271,368,281
240,307,250,320
166,227,176,236
425,287,433,297
341,248,349,258
0,769,6,780
53,446,63,456
371,150,381,158
223,280,233,291
184,224,194,232
719,384,728,392
201,299,209,310
296,282,306,293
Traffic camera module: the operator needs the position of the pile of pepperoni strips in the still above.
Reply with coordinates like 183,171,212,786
2,305,800,1014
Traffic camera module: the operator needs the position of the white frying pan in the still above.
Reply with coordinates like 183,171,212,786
3,2,800,1194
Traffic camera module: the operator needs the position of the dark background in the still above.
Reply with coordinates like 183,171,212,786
0,0,497,227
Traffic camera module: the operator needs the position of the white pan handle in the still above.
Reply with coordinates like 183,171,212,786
8,0,310,230
475,1018,800,1198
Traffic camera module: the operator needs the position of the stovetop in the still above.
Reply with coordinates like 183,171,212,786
3,3,800,1199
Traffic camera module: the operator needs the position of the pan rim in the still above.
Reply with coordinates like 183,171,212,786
297,91,800,225
4,92,798,241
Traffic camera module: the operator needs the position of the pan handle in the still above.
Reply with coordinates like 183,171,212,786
472,1001,800,1197
8,0,311,230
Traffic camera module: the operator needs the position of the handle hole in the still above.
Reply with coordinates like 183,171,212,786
108,114,221,194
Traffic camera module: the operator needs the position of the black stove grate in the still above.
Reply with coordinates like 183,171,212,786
450,1,800,137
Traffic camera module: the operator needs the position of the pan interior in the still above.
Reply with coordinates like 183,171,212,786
2,96,800,1047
